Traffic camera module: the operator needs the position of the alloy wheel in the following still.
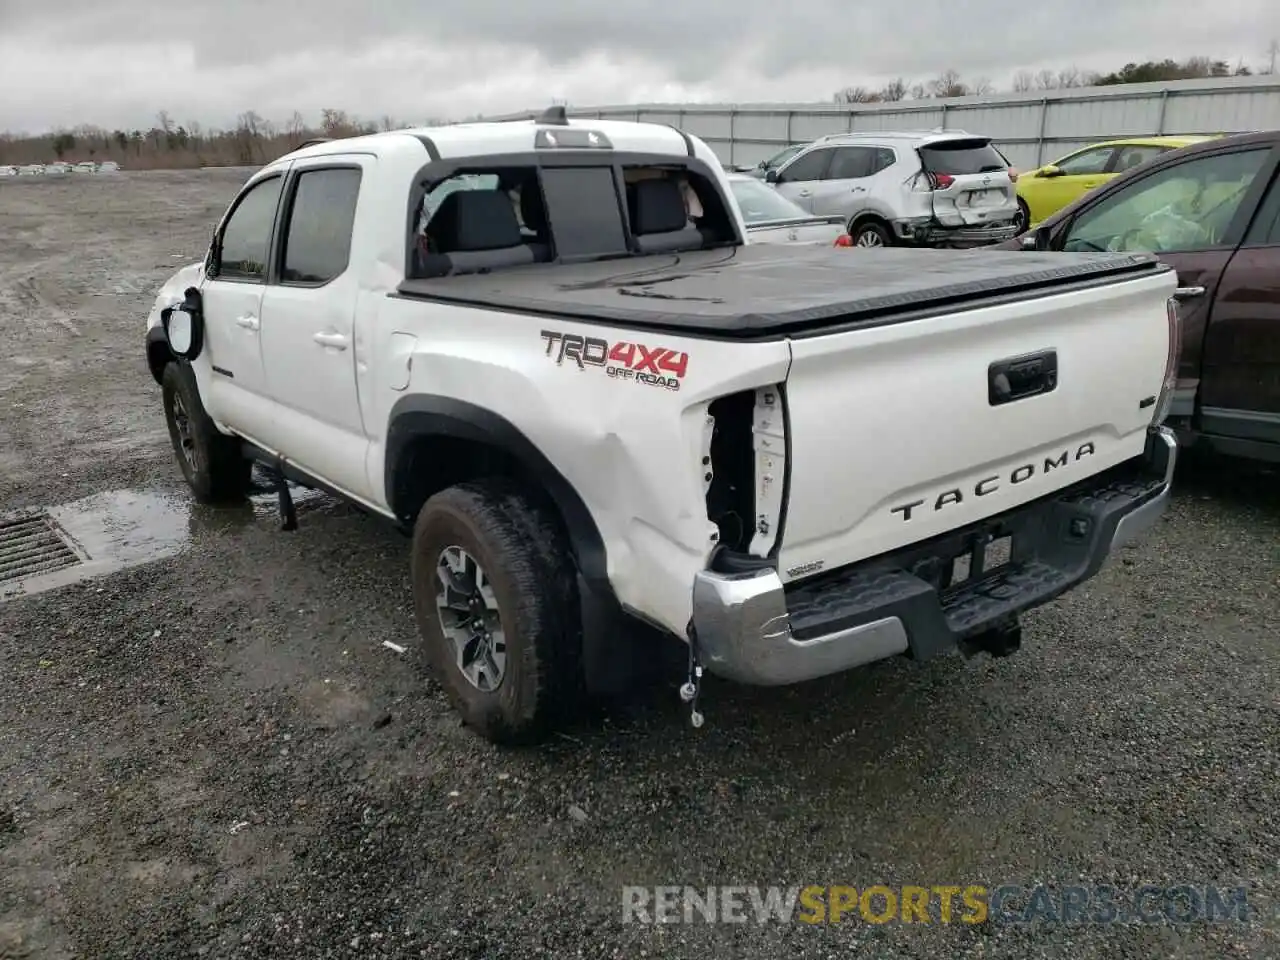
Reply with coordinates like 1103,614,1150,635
170,392,200,471
435,546,507,692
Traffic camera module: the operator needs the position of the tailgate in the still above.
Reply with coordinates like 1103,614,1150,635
919,138,1017,227
776,267,1177,580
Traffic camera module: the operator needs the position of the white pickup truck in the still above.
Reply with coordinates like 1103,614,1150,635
144,109,1183,744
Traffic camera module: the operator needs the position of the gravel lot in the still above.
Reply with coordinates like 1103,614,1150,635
0,170,1277,960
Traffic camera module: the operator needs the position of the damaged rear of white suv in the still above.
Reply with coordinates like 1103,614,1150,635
766,130,1021,248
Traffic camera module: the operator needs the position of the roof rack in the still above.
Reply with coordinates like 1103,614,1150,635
817,128,974,140
295,137,334,149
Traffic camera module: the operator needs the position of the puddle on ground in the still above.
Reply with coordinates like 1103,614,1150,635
0,481,353,602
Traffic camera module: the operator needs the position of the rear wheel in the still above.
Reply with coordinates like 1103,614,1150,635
1014,198,1031,234
410,479,583,745
849,220,892,248
161,362,251,503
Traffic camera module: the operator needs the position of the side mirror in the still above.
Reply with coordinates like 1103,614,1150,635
1018,225,1054,251
161,286,205,361
1040,165,1064,179
765,169,780,184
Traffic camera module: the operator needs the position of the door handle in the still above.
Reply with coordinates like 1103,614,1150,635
313,331,349,350
797,190,812,197
851,186,866,193
1173,285,1206,301
236,314,259,331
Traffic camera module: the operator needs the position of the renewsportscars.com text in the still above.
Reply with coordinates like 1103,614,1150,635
621,884,1254,926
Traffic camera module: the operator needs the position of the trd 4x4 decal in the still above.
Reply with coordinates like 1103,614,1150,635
540,330,688,392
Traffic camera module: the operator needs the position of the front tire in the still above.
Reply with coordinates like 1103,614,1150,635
160,362,250,503
410,480,583,745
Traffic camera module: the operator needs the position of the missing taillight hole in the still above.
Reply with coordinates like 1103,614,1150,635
705,391,756,554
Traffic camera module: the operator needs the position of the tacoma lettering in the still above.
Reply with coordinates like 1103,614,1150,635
890,443,1096,521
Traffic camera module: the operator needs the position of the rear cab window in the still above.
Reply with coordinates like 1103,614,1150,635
407,154,740,278
541,167,629,258
918,139,1009,176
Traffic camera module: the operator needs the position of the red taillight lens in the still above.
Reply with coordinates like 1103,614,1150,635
834,234,853,247
1154,296,1184,423
930,172,955,190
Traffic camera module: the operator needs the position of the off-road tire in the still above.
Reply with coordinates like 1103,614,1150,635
411,479,583,745
161,361,251,504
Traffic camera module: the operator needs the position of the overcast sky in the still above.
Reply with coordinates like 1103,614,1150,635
1,0,1277,134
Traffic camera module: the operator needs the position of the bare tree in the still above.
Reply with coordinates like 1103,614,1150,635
156,110,173,134
879,78,908,102
234,111,264,163
320,108,356,137
236,111,262,138
1012,70,1035,92
1034,68,1058,90
928,69,968,98
1056,66,1083,88
1267,38,1279,74
285,111,306,144
969,76,994,96
908,81,928,100
833,86,880,103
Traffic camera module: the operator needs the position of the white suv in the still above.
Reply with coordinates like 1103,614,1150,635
764,130,1020,248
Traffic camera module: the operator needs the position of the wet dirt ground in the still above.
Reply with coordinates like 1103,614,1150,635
0,170,1278,959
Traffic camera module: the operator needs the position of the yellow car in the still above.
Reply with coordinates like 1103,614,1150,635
1014,135,1219,231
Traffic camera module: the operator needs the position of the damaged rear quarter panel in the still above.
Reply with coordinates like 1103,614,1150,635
369,298,791,636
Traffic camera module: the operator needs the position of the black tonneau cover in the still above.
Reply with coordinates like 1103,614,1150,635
396,243,1168,340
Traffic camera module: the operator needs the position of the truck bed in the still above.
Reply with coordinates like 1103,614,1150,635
396,244,1169,340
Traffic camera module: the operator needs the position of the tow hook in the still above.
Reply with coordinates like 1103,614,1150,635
680,631,706,729
959,617,1023,659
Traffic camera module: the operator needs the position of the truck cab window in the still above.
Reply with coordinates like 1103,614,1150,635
413,166,551,276
620,165,737,251
539,166,630,259
409,160,735,276
280,167,362,285
217,175,283,282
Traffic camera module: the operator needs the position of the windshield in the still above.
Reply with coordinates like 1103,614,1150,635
762,145,803,170
729,177,811,223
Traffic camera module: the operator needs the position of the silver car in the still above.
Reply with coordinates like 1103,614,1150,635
725,173,851,246
763,130,1020,248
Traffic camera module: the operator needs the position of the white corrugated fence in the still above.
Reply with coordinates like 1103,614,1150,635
493,75,1280,169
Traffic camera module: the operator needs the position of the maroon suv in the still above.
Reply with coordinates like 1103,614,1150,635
998,131,1280,465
